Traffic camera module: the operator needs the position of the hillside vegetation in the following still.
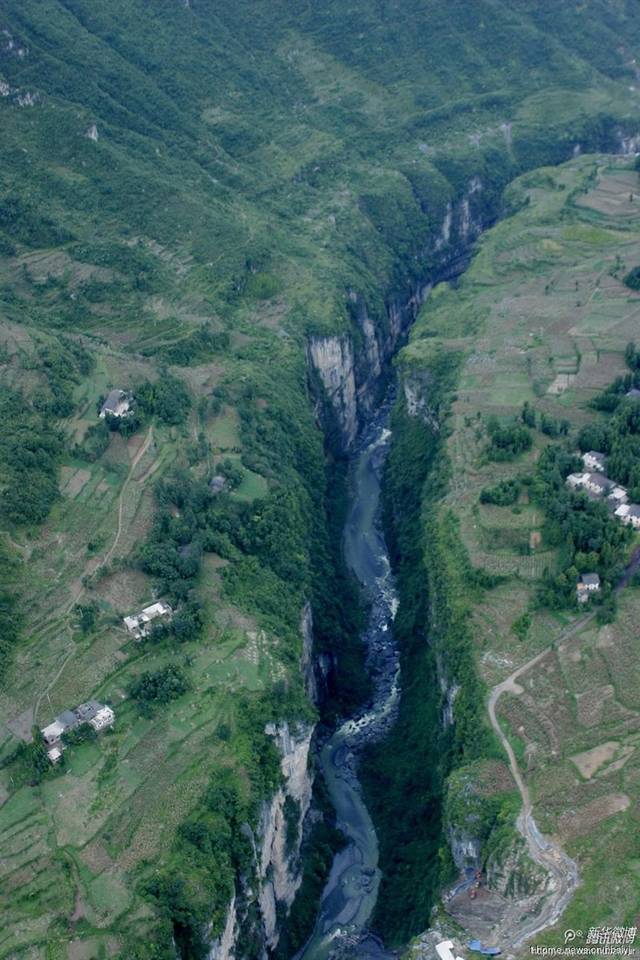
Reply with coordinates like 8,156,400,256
2,2,640,958
372,157,640,949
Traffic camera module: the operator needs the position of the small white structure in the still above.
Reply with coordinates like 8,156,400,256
89,706,115,732
567,472,589,489
124,601,173,639
582,451,606,473
608,485,628,506
577,572,601,603
615,503,631,521
47,746,63,764
616,503,640,529
100,389,131,419
41,720,66,746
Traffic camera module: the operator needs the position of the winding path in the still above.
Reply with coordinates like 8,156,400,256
487,614,594,947
486,542,640,951
33,426,154,724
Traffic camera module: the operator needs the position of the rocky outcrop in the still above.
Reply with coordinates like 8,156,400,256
206,720,314,959
208,895,237,960
307,335,358,448
403,372,441,432
300,602,318,703
307,177,485,450
258,721,314,951
448,828,482,870
617,130,640,155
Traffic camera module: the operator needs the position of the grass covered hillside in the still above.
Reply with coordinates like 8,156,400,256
1,0,640,335
373,155,640,949
2,2,640,959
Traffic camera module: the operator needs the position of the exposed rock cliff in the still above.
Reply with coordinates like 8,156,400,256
307,177,485,449
211,720,315,959
307,335,359,448
207,896,237,960
258,721,314,951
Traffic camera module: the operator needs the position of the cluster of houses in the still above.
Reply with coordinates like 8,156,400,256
566,450,640,602
123,600,172,639
99,388,132,419
41,699,115,763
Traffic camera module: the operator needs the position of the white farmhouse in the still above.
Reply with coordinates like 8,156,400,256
40,699,115,763
566,472,612,496
567,472,589,489
41,719,66,746
123,601,173,639
584,473,613,497
89,706,115,732
608,485,628,507
616,503,640,529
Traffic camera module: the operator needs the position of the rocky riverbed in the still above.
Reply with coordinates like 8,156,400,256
295,398,400,960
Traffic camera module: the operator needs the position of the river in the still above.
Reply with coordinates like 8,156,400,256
294,397,400,960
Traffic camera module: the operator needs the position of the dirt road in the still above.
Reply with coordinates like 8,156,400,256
487,550,640,949
33,426,153,724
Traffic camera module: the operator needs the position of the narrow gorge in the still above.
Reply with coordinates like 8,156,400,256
281,126,640,960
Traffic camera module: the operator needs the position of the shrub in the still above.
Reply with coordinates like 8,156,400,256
129,663,191,705
480,478,521,506
486,418,532,461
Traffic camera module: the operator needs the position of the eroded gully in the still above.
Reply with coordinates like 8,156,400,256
295,396,399,960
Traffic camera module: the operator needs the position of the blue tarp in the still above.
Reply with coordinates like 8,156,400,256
468,940,501,956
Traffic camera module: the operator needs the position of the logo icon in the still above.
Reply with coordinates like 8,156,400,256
564,930,583,944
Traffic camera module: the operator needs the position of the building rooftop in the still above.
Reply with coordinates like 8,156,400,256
57,709,79,729
587,473,612,490
101,389,127,413
74,700,102,723
580,572,601,587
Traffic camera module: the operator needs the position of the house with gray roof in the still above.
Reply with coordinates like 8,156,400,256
99,389,131,419
577,572,601,604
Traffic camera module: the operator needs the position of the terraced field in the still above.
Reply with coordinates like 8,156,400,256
405,155,640,948
0,321,283,958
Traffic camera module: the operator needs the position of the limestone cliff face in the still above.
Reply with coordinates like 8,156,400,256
257,721,314,952
307,335,358,448
403,372,441,432
207,896,237,960
307,177,485,450
300,601,332,705
206,720,314,960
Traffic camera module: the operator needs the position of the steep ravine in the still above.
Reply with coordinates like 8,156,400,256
209,129,639,960
294,397,400,960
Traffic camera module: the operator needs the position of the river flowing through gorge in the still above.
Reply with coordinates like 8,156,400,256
295,396,400,960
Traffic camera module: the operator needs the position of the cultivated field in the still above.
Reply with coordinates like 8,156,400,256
0,319,279,959
408,156,640,946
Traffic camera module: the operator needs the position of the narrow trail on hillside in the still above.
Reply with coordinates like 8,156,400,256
487,548,640,949
33,426,153,725
101,425,153,570
487,617,592,948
